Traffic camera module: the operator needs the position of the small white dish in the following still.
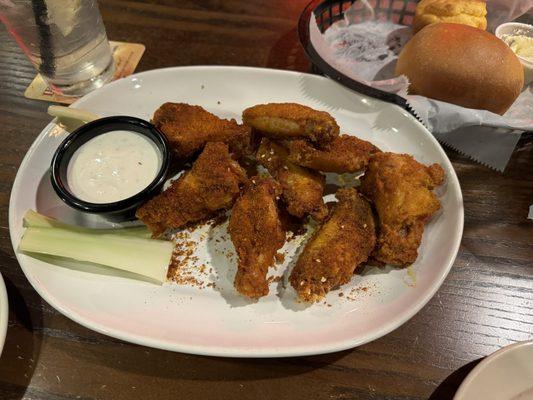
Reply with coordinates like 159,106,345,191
0,274,8,355
454,340,533,400
495,22,533,86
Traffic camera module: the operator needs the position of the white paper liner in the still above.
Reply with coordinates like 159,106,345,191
309,1,533,170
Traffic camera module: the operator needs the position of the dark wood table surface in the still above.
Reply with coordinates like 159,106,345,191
0,1,531,399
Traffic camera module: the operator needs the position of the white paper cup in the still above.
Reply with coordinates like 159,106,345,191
495,22,533,86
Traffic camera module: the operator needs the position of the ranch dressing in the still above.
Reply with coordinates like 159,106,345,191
67,130,161,203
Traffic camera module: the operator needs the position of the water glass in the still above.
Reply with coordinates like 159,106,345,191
0,0,115,96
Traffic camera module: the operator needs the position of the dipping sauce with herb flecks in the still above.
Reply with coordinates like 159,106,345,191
67,130,161,204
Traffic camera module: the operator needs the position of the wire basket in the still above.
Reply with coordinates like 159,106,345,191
313,0,417,30
298,0,419,117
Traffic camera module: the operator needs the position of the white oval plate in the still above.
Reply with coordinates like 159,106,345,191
454,340,533,400
9,66,463,357
0,274,7,355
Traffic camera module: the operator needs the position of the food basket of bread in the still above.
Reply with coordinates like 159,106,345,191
299,0,533,170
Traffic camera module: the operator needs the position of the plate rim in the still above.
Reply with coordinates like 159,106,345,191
453,340,533,400
9,65,464,357
0,273,8,356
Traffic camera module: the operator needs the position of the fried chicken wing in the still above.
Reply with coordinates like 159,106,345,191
136,142,247,237
153,102,251,159
242,103,339,145
287,134,381,173
289,188,376,302
257,138,327,221
229,177,285,299
360,152,445,266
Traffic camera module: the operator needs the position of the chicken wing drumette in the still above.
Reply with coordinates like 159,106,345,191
229,177,286,299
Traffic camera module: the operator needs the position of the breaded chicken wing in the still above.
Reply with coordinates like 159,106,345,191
153,103,251,159
136,142,247,237
242,103,339,145
229,177,285,299
287,134,381,173
257,138,327,221
289,188,376,302
360,152,445,266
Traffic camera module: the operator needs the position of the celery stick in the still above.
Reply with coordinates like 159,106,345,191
23,210,152,239
19,227,173,283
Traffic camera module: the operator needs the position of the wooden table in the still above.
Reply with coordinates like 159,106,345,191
0,1,531,399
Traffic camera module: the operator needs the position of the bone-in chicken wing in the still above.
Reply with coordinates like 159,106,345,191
136,142,247,237
360,152,445,266
287,134,381,173
153,102,251,159
289,188,376,302
257,138,327,221
242,103,339,145
229,177,285,299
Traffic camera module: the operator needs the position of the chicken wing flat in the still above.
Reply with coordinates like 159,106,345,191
153,102,251,159
229,177,285,299
360,152,445,266
136,142,247,237
289,188,376,303
242,103,339,145
257,138,328,221
287,134,381,173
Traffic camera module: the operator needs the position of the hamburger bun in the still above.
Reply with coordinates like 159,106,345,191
396,23,524,115
413,0,487,33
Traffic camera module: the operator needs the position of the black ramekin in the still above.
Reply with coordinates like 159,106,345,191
50,116,170,221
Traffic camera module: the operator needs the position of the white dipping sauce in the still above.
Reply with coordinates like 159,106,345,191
67,130,161,204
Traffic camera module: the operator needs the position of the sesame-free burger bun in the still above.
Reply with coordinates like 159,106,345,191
396,23,524,115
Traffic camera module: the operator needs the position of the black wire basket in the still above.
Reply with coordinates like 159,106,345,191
298,0,419,118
